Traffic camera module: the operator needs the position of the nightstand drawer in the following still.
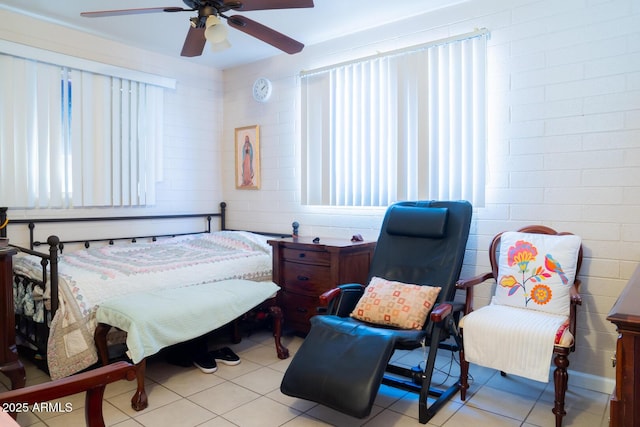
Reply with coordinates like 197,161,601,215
282,248,330,265
282,262,331,295
280,292,319,330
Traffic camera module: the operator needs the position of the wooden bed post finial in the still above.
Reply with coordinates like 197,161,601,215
219,202,227,231
47,235,61,317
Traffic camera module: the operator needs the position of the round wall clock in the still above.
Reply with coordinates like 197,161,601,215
252,77,272,102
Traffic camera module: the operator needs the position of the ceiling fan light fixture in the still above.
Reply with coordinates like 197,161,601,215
210,39,231,52
80,1,313,58
204,15,228,43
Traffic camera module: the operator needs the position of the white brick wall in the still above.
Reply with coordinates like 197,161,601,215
223,0,640,390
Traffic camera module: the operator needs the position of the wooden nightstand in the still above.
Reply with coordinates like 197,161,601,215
268,237,376,334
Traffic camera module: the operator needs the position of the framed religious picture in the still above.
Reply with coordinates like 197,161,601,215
235,125,261,189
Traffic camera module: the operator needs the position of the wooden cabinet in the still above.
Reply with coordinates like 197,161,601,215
0,247,26,392
268,237,376,334
607,264,640,427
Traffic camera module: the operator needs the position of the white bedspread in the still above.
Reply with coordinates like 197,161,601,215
461,303,568,383
13,231,273,379
96,279,280,364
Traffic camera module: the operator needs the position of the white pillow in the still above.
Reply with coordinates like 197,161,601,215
493,231,581,316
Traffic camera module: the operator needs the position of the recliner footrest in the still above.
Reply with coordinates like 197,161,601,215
280,315,396,418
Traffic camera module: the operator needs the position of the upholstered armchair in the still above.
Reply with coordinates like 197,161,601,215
457,225,583,427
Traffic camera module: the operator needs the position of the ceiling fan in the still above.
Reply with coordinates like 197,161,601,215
81,0,314,58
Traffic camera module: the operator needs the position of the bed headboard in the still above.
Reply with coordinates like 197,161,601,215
0,202,226,251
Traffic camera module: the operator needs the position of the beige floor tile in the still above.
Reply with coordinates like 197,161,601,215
133,399,215,427
280,413,335,426
14,409,42,426
464,384,537,421
111,419,144,427
460,364,499,391
29,397,82,420
188,380,260,415
304,401,383,427
267,354,295,373
40,400,129,427
238,343,284,366
442,404,521,427
222,395,301,427
264,388,318,413
196,416,241,426
103,376,139,399
538,382,609,416
106,381,183,417
526,397,605,427
365,409,438,427
230,366,283,395
148,366,226,397
483,372,547,399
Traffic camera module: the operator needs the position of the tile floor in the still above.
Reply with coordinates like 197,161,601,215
1,329,611,427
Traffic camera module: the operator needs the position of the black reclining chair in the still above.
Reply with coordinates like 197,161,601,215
281,200,472,424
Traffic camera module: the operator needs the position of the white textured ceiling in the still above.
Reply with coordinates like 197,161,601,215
0,0,464,69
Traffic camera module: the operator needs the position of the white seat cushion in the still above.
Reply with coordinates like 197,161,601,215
461,304,569,383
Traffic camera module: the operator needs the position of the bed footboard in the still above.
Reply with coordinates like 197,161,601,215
11,237,60,368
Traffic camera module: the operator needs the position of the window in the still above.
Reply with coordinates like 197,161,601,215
301,30,488,207
0,53,165,209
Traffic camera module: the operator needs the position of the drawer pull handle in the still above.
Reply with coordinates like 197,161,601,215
297,275,309,281
298,253,306,258
296,307,308,313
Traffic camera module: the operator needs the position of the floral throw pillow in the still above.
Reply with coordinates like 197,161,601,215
350,277,441,330
493,231,581,316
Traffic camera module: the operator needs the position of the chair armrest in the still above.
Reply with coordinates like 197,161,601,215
318,283,365,316
456,272,494,290
430,303,452,322
0,361,136,427
456,272,495,316
570,279,582,305
319,288,342,306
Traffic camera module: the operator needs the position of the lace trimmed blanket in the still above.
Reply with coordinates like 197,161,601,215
13,231,273,379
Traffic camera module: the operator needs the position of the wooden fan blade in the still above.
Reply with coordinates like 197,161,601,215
81,7,187,18
234,0,314,11
227,15,304,54
181,27,206,57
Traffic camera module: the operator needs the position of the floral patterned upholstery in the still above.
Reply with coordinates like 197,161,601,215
493,231,581,316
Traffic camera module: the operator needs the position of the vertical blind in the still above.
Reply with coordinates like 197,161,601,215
0,54,164,208
301,30,488,207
